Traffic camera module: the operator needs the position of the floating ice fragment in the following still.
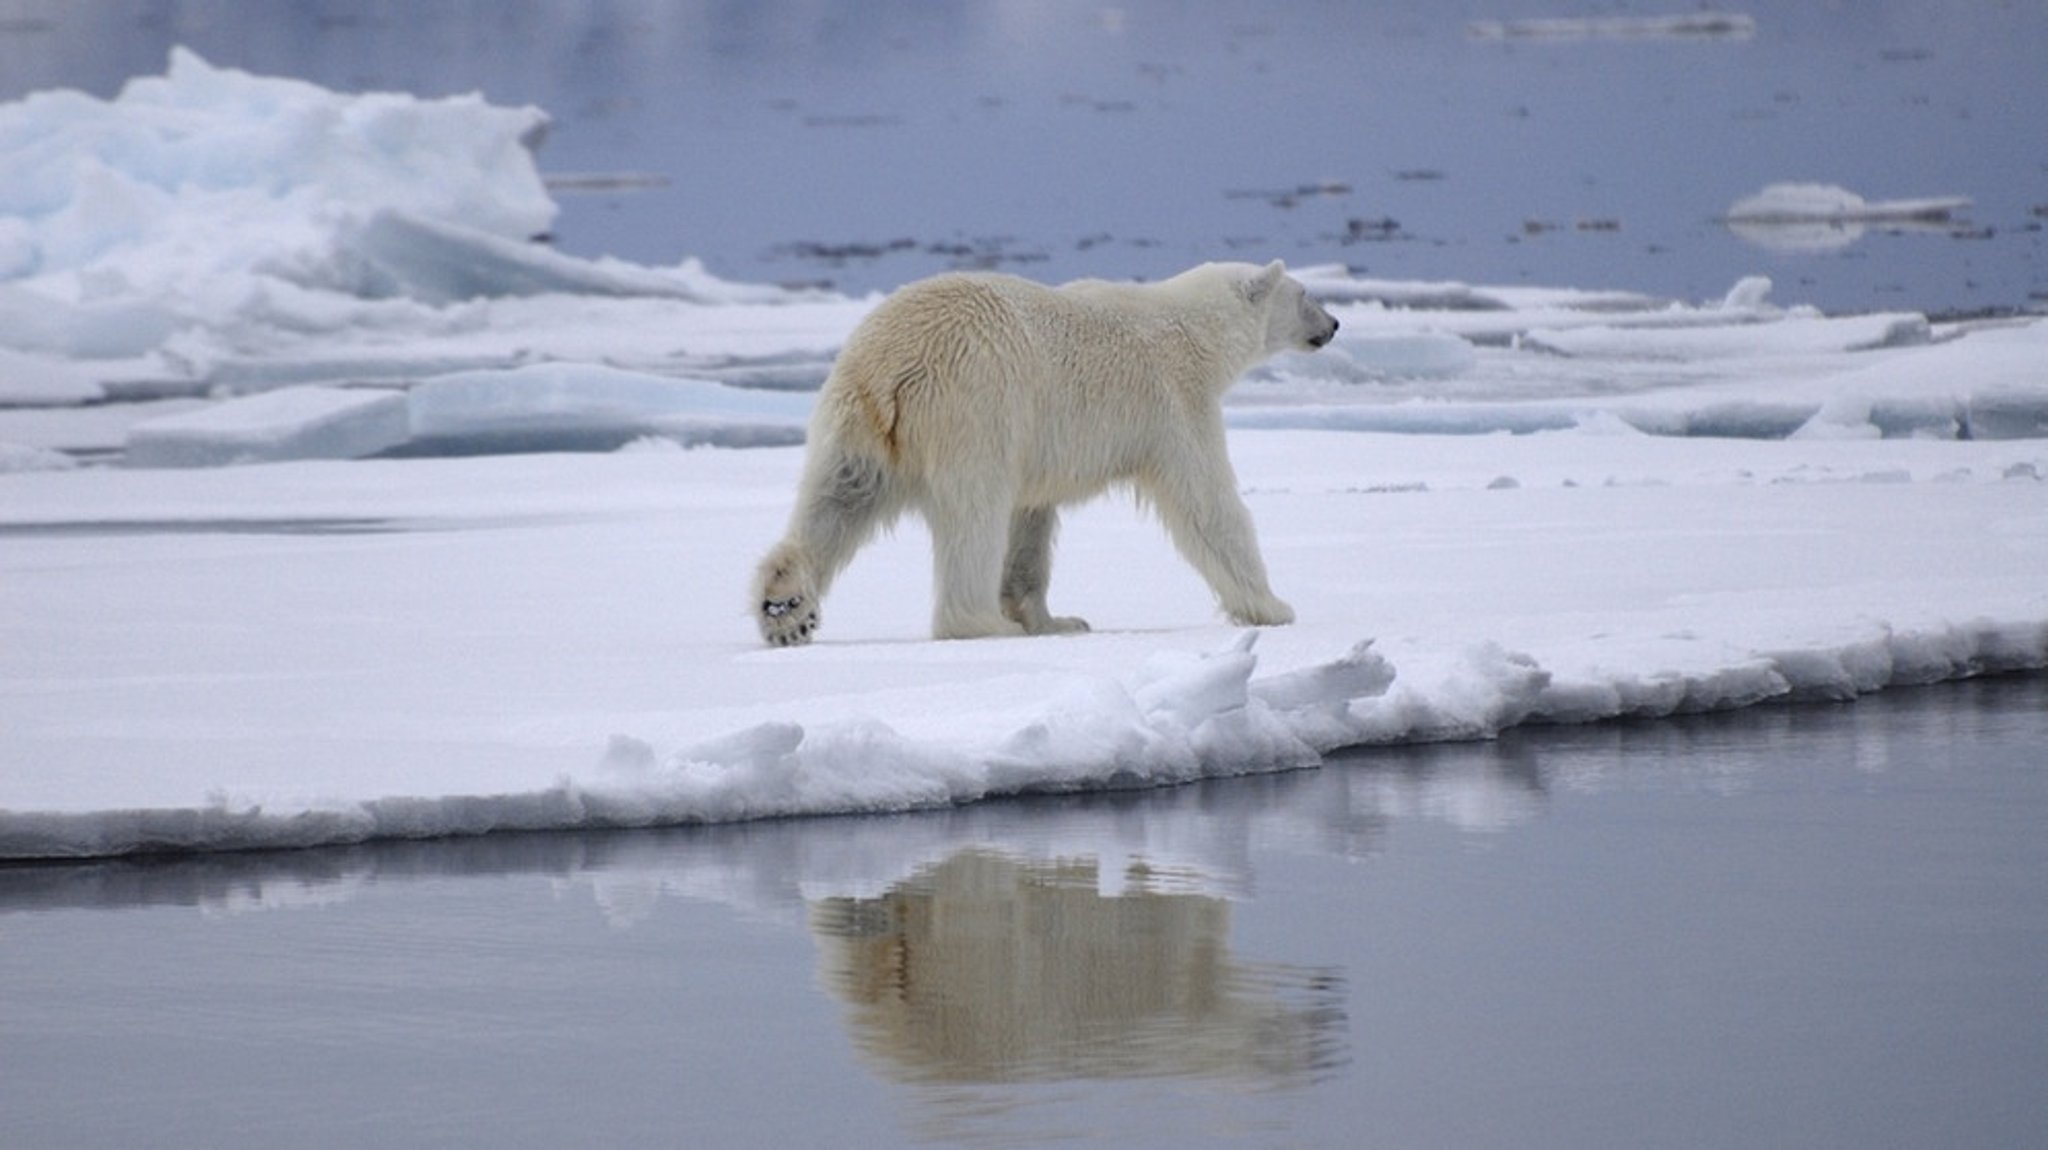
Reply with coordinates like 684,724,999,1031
1467,13,1757,42
1724,183,1973,252
1725,184,1971,225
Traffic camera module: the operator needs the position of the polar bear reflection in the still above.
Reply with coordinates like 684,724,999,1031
809,849,1345,1084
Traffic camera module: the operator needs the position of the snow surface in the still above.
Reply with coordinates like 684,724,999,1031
2,52,2045,860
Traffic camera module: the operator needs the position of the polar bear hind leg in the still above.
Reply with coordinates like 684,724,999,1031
923,477,1030,641
752,449,900,646
1001,505,1090,635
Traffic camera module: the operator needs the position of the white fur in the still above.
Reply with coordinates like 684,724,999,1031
751,259,1338,645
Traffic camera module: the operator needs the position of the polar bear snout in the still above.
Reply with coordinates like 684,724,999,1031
1291,281,1339,351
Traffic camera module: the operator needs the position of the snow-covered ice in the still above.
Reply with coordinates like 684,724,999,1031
406,363,812,453
125,385,410,467
2,52,2044,860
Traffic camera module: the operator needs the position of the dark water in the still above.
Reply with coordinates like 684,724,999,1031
5,676,2044,1149
2,0,2043,312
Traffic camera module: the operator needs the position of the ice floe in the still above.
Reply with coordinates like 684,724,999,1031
2,49,2044,860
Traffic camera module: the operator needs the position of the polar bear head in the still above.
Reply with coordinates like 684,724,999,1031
1239,260,1340,356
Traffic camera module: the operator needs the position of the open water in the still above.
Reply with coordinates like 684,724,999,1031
4,676,2044,1147
2,0,2043,313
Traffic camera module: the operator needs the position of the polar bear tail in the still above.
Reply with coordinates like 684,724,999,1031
752,448,898,647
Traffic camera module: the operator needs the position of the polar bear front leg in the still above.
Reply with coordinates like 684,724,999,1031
1001,505,1091,635
1145,433,1295,628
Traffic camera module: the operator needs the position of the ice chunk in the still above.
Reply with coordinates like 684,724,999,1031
1354,645,1553,743
1719,276,1774,311
316,212,819,307
1524,312,1930,360
1789,319,2048,441
0,442,77,472
0,285,182,359
0,48,555,358
406,362,813,452
1260,324,1477,385
1357,331,1478,377
1228,403,1584,437
1966,389,2048,441
1248,640,1398,751
1795,394,1966,441
124,385,410,467
1291,269,1509,311
0,346,104,406
323,210,707,304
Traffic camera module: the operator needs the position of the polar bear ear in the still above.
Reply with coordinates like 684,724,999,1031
1242,259,1287,304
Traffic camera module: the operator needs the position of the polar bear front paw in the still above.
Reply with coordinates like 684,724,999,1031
759,594,820,646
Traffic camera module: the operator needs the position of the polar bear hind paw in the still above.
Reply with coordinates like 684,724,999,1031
759,594,819,646
1228,596,1296,627
753,540,824,646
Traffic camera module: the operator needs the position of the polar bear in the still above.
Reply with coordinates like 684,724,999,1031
751,259,1338,646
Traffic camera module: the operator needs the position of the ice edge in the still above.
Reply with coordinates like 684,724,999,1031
4,620,2041,862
